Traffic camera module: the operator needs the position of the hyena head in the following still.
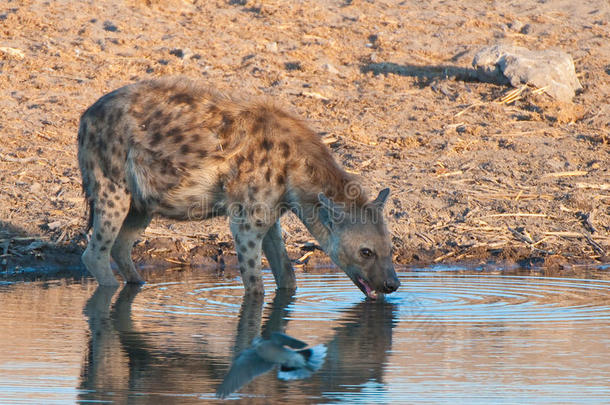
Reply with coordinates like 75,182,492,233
317,188,400,299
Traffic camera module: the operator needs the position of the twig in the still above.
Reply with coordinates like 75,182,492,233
508,226,534,244
543,171,588,178
508,226,554,255
583,233,606,256
532,85,550,95
433,251,455,263
576,211,597,234
480,213,547,219
500,85,527,104
294,251,314,266
164,258,188,265
454,102,485,117
436,170,463,178
576,183,610,191
0,154,37,163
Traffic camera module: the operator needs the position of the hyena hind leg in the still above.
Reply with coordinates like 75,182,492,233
262,221,296,290
82,183,131,287
111,206,151,284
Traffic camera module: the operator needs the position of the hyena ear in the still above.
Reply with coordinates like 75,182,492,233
317,192,343,231
373,188,390,209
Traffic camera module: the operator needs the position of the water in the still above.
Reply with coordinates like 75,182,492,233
1,267,609,404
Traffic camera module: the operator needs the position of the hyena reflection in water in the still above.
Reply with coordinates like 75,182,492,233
77,77,400,298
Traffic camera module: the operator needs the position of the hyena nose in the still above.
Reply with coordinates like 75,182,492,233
383,277,400,293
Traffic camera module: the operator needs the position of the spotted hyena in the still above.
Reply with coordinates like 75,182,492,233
77,77,400,298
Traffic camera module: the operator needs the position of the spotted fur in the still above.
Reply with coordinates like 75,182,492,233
78,77,400,297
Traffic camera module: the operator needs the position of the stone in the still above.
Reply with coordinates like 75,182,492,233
472,44,582,102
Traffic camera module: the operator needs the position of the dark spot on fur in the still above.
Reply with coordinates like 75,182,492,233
102,191,109,199
95,233,102,241
247,258,255,268
168,93,196,106
113,211,121,218
247,150,254,164
103,220,111,228
236,155,245,167
180,144,190,154
239,244,247,253
259,155,269,166
114,194,120,200
247,240,255,248
252,115,266,133
108,109,123,128
191,133,200,142
222,113,233,128
265,168,272,182
100,246,107,252
255,219,263,227
78,122,87,145
244,223,251,231
107,200,115,208
280,141,291,158
151,132,163,146
208,104,219,114
111,226,117,233
276,173,285,185
111,165,121,178
197,149,208,158
249,275,257,284
108,183,116,193
260,138,273,151
248,186,258,201
239,265,246,274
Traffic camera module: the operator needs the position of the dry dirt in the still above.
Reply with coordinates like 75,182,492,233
1,0,609,280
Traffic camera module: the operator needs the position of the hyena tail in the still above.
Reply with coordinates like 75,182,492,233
85,198,94,232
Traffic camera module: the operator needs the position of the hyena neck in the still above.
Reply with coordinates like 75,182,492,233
292,200,335,258
288,157,366,259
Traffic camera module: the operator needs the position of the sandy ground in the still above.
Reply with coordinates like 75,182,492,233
0,0,608,278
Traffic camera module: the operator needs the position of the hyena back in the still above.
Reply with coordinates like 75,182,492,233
78,77,400,298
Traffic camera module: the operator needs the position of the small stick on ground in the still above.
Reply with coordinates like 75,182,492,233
582,233,606,257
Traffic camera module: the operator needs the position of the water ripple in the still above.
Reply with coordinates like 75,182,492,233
139,270,610,324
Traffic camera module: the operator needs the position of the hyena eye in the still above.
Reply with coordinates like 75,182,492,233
360,248,374,259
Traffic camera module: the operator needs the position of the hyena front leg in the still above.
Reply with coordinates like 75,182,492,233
111,206,151,284
82,180,131,287
262,220,296,290
230,219,265,295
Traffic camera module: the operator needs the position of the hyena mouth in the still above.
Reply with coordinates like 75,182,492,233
356,277,378,300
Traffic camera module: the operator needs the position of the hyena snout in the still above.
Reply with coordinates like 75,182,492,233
382,276,401,294
378,267,400,294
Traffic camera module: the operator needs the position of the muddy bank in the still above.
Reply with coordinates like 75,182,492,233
1,0,608,280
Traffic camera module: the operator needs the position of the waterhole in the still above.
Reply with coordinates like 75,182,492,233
0,267,609,403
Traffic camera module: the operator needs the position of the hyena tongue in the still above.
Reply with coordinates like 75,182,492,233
358,277,378,300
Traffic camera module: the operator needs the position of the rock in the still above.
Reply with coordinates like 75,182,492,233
321,62,339,74
472,44,582,102
30,182,42,194
520,24,533,35
169,48,184,58
508,20,524,32
47,220,62,230
103,20,119,32
0,47,25,60
266,41,278,53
